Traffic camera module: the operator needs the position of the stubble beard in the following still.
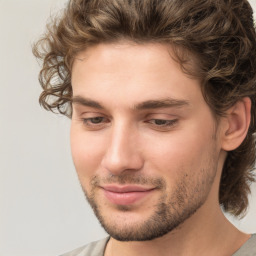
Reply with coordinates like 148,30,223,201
81,163,217,242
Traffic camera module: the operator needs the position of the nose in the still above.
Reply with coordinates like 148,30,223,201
101,122,144,175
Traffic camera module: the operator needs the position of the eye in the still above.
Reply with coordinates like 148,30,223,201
150,119,177,126
147,119,178,130
153,119,171,125
85,117,104,124
81,116,110,130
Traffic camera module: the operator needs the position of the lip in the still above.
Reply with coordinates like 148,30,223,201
101,185,155,205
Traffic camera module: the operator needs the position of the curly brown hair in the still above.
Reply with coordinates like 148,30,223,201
33,0,256,216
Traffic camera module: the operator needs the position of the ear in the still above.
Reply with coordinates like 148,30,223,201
221,97,251,151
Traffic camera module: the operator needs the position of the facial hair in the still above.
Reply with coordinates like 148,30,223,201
82,162,217,241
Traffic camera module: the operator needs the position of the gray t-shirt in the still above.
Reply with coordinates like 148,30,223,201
61,234,256,256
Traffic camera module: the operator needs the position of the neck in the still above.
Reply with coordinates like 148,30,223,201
105,205,249,256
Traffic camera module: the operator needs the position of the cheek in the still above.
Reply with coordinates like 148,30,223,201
70,125,106,182
143,123,216,177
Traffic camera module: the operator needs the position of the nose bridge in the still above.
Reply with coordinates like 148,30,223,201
101,120,143,174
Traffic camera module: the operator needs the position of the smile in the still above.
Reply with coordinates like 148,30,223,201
101,185,155,205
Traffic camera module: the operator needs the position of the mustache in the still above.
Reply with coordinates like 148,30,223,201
90,173,166,189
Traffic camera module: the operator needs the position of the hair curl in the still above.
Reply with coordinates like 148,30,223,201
33,0,256,216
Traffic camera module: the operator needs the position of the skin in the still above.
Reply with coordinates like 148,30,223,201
70,42,251,256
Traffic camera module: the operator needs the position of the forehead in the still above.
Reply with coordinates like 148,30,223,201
72,42,178,76
71,42,203,107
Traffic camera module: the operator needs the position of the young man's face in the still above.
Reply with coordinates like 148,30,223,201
70,42,225,241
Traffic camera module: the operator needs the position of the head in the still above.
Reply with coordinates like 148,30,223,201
34,0,256,240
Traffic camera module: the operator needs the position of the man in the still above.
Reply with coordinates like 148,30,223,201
33,0,256,255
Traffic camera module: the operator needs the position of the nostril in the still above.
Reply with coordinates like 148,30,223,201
101,148,144,175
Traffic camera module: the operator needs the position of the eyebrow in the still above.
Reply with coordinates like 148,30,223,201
72,96,104,109
72,96,189,110
134,98,189,110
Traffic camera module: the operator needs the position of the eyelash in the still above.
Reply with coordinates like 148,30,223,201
81,117,178,131
82,117,109,126
147,119,178,127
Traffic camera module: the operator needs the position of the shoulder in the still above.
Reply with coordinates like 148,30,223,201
60,237,110,256
233,234,256,256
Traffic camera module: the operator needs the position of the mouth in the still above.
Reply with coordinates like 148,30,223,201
100,185,156,206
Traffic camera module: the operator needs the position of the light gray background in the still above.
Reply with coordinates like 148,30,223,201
0,0,256,255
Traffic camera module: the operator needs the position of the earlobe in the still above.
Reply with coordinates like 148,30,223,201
221,97,251,151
